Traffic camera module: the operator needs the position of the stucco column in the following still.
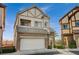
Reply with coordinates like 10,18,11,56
63,37,69,48
74,34,79,48
73,34,79,48
45,34,49,48
16,33,20,51
45,38,49,48
66,38,69,48
0,28,3,53
52,36,55,48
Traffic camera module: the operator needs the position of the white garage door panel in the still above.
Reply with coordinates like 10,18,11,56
20,39,45,50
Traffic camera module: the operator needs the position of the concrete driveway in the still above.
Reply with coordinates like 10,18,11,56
3,49,60,55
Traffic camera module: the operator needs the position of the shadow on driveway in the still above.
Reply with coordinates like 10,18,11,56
70,51,79,55
30,51,60,55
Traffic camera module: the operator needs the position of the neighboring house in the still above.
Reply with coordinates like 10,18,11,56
55,39,62,46
59,6,79,48
14,5,55,51
49,28,55,48
0,4,6,48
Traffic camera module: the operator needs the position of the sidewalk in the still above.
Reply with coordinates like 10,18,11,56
55,49,76,55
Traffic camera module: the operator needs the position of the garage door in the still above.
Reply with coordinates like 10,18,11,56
20,39,45,50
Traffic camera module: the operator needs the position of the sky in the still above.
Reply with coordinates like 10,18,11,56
3,3,79,40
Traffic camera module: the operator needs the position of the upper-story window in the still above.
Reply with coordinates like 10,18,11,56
45,22,48,27
20,19,31,26
34,21,42,28
75,21,79,27
62,24,69,29
0,8,2,27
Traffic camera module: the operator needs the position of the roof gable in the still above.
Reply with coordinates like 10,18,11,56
59,6,79,22
0,3,6,8
18,6,49,19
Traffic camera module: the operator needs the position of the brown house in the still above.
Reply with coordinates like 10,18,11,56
0,4,6,48
59,6,79,48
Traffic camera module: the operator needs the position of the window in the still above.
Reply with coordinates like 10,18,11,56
0,8,2,27
45,22,48,27
62,24,69,29
34,21,42,28
20,19,31,26
75,21,79,27
34,21,38,27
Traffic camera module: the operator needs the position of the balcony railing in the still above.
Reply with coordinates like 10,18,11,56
17,26,48,34
73,30,79,33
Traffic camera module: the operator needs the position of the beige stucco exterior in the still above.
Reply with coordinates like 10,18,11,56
0,4,6,48
62,30,70,34
61,16,68,23
14,6,54,51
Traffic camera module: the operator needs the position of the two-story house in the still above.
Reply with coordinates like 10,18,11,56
59,6,79,48
0,4,6,48
14,5,54,51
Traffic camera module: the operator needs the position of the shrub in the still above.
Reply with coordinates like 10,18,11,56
69,40,76,49
0,46,16,54
69,44,76,48
69,41,76,48
54,45,64,49
48,45,52,49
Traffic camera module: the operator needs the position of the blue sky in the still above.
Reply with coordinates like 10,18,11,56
3,3,79,40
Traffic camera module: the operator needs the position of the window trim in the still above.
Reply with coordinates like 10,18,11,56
34,21,42,28
20,19,31,26
75,20,79,27
62,24,69,30
45,22,48,28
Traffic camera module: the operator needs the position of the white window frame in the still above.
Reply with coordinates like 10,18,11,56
34,21,42,28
